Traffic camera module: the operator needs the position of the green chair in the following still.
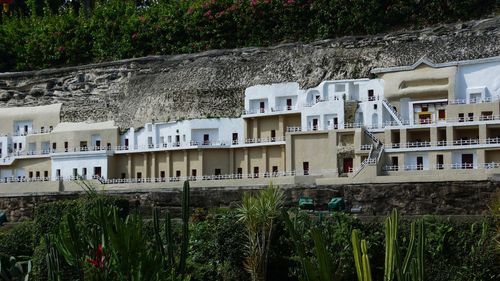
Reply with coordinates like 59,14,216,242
298,197,314,210
328,197,345,211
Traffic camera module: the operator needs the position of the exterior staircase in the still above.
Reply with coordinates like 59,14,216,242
382,99,404,126
350,128,385,178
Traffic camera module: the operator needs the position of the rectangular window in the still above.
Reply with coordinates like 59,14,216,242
124,138,129,148
19,143,22,150
56,169,61,177
137,172,142,179
80,141,88,151
36,171,40,178
272,166,278,176
260,102,265,113
73,168,78,177
232,133,238,144
237,168,243,178
467,112,474,121
368,89,374,101
458,113,464,122
286,98,292,110
481,111,493,120
82,168,87,176
436,155,444,170
271,130,276,141
191,169,197,178
438,109,446,120
52,142,57,150
160,171,165,178
253,167,259,178
44,171,48,179
95,140,101,148
176,170,181,178
148,137,153,147
29,171,33,178
203,134,210,145
13,143,17,150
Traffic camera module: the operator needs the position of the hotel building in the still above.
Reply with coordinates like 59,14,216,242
1,56,500,188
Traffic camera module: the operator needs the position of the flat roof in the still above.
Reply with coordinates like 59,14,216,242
371,56,500,74
0,103,61,118
52,120,117,132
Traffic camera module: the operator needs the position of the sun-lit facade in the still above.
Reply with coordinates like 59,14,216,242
2,56,500,187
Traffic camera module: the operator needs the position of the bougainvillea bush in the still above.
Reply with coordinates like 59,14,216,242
0,0,498,71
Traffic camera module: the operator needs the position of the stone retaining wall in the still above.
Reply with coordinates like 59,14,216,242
1,180,497,221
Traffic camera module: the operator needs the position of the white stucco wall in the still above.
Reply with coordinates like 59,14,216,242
455,61,500,101
51,153,109,179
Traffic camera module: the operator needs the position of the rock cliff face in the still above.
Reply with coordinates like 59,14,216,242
1,16,500,129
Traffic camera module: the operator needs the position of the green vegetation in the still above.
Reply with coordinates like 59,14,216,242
0,183,498,280
0,0,498,72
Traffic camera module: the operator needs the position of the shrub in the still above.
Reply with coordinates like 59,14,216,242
0,0,498,72
188,209,248,281
0,221,36,257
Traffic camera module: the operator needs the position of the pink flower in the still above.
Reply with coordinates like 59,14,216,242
187,7,194,14
131,32,138,40
57,46,65,53
203,10,213,19
216,10,225,18
250,0,258,7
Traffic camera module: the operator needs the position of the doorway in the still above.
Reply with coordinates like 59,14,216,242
343,158,353,173
461,154,473,169
416,156,423,170
312,119,318,131
94,167,102,177
303,162,309,175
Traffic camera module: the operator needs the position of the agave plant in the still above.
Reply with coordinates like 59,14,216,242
237,184,284,281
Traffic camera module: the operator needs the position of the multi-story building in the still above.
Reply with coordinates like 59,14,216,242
1,56,500,187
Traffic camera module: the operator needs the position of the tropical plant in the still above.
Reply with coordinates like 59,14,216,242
282,210,341,281
45,180,192,281
237,184,284,281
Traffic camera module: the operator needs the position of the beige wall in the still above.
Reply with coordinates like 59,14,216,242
244,113,301,139
204,149,230,175
0,104,61,134
485,149,500,162
51,128,119,151
381,65,456,101
290,132,335,172
8,158,51,178
446,102,500,121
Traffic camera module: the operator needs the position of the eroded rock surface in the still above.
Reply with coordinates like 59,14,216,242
1,16,500,129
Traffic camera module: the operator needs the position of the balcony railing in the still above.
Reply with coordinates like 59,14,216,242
383,162,500,172
387,138,500,149
448,96,500,105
